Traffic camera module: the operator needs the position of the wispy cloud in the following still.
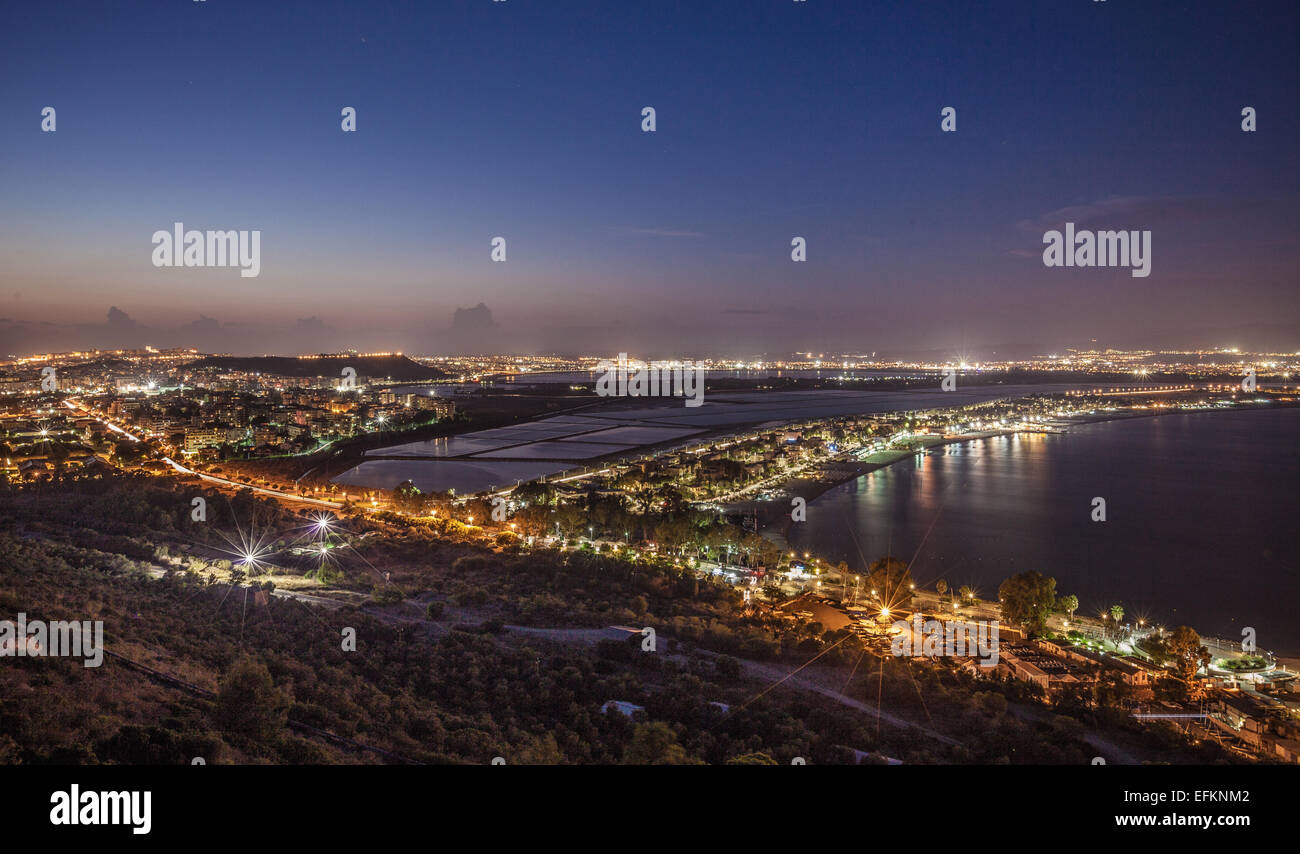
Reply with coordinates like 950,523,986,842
1015,195,1241,233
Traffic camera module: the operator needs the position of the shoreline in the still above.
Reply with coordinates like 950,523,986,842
732,401,1298,547
733,404,1300,658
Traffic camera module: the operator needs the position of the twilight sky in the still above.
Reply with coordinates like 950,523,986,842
1,0,1297,358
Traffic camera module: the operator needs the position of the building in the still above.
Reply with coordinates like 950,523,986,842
998,643,1090,693
183,427,226,453
1207,692,1300,763
405,394,455,419
1035,638,1160,692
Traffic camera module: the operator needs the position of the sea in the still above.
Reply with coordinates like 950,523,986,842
790,407,1300,655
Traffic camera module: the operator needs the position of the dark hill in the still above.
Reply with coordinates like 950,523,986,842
187,354,446,381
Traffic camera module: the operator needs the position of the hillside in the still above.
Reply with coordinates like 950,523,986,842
186,354,446,381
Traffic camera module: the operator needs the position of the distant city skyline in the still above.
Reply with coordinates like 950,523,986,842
2,1,1297,357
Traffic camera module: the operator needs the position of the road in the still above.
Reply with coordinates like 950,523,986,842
732,656,962,747
162,456,345,509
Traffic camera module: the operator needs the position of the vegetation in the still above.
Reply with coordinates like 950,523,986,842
0,473,1241,765
997,571,1057,636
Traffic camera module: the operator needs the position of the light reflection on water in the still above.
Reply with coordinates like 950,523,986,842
792,408,1300,653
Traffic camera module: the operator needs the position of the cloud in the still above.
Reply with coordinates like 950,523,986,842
187,315,220,331
439,303,502,355
450,303,498,334
1015,195,1241,233
1008,195,1259,260
106,306,138,328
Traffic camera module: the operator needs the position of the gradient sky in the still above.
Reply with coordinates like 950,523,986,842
2,0,1297,358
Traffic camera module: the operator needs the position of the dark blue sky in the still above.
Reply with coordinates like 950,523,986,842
2,0,1297,357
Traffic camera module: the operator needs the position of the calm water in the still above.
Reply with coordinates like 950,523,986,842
792,408,1300,654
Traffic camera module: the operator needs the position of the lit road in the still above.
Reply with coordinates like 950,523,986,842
63,396,347,510
161,457,344,509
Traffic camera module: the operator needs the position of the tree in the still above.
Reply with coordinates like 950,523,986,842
628,485,659,515
865,557,912,611
655,485,687,515
935,579,948,598
515,733,564,765
1164,626,1211,686
1059,594,1079,618
623,722,702,765
214,655,292,742
1109,604,1125,625
997,570,1057,637
1095,668,1130,709
392,480,425,514
512,480,555,508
